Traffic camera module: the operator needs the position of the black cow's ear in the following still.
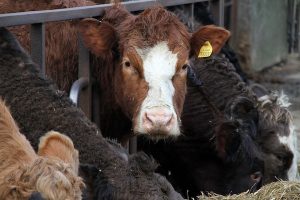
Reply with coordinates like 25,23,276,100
226,97,259,124
79,164,99,179
215,121,241,159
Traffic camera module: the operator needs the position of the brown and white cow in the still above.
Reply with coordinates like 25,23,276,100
79,4,230,142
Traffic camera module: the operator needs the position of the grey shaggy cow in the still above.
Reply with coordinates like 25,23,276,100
0,27,183,200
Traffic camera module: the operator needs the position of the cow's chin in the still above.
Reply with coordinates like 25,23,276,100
133,124,181,141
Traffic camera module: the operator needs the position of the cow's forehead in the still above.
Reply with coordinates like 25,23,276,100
136,41,178,75
118,12,190,53
121,38,189,65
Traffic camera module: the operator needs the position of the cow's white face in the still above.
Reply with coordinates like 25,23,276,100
134,42,181,138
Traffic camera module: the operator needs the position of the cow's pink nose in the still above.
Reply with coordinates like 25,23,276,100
143,108,174,131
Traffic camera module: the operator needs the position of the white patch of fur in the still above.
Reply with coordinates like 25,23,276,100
258,91,291,108
261,90,299,180
275,91,291,108
275,91,299,180
278,125,300,181
135,41,180,135
258,95,272,107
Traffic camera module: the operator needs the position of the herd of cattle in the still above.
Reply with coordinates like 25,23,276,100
0,0,299,199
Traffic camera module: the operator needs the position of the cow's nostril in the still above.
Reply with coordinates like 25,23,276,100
165,114,173,126
250,171,262,183
144,109,173,127
145,112,154,124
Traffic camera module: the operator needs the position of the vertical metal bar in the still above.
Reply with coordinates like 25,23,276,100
218,0,225,27
210,0,225,27
78,36,92,119
129,136,137,154
191,3,195,31
291,0,296,53
298,3,300,53
231,0,237,33
31,23,45,76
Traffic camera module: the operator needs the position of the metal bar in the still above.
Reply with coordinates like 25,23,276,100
224,1,232,7
129,136,137,154
191,3,195,31
0,0,208,27
69,77,89,105
298,3,300,53
291,0,296,53
210,0,225,27
30,23,45,76
158,0,207,7
230,0,238,43
78,36,92,119
218,0,225,27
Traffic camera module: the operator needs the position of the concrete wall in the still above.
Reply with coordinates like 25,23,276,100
231,0,289,71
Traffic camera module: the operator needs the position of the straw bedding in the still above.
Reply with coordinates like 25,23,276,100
198,181,300,200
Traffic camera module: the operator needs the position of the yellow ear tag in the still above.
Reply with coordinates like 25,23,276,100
198,41,213,58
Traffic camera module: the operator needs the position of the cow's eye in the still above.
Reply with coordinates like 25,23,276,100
123,59,139,75
124,61,131,67
182,64,189,70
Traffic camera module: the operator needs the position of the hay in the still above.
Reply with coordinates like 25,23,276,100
198,181,300,200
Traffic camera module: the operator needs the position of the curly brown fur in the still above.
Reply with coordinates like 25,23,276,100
38,131,80,174
182,56,256,139
0,100,84,200
4,157,84,200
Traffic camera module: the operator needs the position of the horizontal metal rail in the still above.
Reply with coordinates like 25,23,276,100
0,0,207,27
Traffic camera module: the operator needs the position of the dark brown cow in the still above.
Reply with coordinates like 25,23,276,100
78,4,230,142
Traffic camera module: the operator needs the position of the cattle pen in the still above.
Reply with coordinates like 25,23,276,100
0,0,229,153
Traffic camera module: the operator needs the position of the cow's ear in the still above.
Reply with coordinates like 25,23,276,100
190,25,230,58
226,97,259,125
215,122,241,160
78,18,118,58
38,131,79,174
